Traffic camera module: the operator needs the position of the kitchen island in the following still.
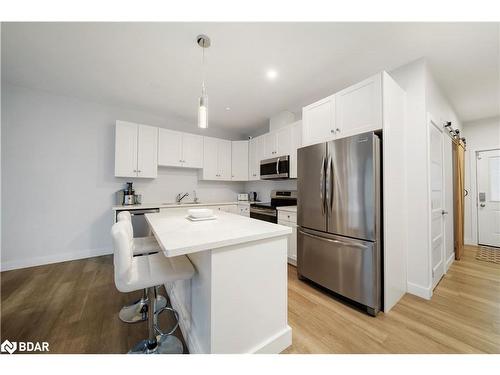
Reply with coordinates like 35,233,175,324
145,210,292,354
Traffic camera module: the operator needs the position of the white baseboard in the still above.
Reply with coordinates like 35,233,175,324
407,281,432,300
251,326,292,354
0,248,112,272
287,256,297,266
464,237,477,246
445,252,455,272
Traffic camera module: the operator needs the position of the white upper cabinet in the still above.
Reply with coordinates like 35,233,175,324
289,121,302,179
115,120,157,178
115,121,138,177
276,126,292,157
217,139,232,180
263,126,293,159
202,137,232,181
302,95,336,146
334,73,382,138
202,137,219,180
302,73,384,146
137,124,158,178
248,135,264,181
181,133,204,168
158,129,183,167
263,132,277,159
158,129,203,169
231,141,249,181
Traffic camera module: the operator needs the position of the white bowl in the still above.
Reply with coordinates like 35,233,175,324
188,208,214,219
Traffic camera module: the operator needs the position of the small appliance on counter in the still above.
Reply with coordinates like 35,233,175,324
116,182,140,205
248,191,258,202
237,193,249,201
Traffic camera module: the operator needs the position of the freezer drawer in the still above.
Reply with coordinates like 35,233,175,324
297,227,381,313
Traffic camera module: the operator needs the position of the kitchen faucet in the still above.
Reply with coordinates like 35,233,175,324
176,192,189,203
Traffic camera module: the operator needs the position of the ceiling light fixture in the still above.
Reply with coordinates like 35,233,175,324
225,107,231,111
266,69,278,80
197,34,211,129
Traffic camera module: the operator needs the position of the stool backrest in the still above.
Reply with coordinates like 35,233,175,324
111,221,134,291
117,211,134,239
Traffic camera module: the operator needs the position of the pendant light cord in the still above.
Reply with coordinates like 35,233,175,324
201,42,206,94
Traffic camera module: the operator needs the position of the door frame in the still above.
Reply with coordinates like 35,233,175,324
475,147,500,246
426,113,446,292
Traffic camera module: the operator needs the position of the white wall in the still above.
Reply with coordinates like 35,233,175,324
389,59,429,297
1,84,245,271
390,58,462,299
463,116,500,245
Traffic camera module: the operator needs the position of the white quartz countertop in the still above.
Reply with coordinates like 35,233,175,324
145,211,292,257
276,206,297,213
112,201,238,211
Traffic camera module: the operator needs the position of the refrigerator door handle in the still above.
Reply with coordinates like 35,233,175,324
276,157,280,174
320,156,326,215
325,156,332,214
300,229,370,250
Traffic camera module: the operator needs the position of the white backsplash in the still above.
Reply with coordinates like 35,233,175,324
244,179,297,203
123,167,246,204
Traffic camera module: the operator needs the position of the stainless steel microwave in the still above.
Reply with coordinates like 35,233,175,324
260,155,290,180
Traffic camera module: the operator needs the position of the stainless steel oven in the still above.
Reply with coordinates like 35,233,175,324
249,205,277,223
260,155,290,180
250,190,297,224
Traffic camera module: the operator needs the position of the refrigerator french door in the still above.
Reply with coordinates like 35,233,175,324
297,132,381,315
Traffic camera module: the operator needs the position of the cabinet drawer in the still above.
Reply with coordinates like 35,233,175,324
278,211,297,223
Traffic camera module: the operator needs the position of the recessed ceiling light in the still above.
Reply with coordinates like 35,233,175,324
266,69,278,80
225,107,231,111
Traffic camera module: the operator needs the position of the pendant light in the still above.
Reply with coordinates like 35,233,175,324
197,34,210,129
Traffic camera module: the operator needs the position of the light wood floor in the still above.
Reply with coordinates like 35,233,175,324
1,245,499,353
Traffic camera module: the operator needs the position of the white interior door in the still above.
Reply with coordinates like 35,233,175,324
477,149,500,247
429,116,445,289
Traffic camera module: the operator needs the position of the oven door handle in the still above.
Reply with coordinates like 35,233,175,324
250,208,277,217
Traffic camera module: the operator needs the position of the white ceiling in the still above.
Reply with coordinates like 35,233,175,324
2,22,499,134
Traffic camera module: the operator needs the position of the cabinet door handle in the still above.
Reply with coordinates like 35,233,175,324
330,129,334,134
137,170,141,173
336,128,340,133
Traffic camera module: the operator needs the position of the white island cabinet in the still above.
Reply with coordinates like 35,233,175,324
145,210,292,354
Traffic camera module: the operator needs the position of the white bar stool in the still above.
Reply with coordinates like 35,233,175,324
117,211,166,323
112,221,195,354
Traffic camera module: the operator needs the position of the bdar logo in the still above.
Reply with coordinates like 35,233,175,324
1,340,17,354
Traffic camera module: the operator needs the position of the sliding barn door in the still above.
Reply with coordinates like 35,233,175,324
453,141,466,259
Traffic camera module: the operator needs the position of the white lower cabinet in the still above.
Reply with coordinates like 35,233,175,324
278,209,297,265
237,202,250,217
213,204,238,214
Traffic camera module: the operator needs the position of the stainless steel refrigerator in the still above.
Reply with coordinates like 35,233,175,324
297,132,381,316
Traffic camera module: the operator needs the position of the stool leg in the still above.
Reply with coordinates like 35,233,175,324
128,286,184,354
146,287,157,350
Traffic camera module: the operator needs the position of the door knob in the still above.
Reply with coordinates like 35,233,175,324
480,203,486,208
441,210,448,215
